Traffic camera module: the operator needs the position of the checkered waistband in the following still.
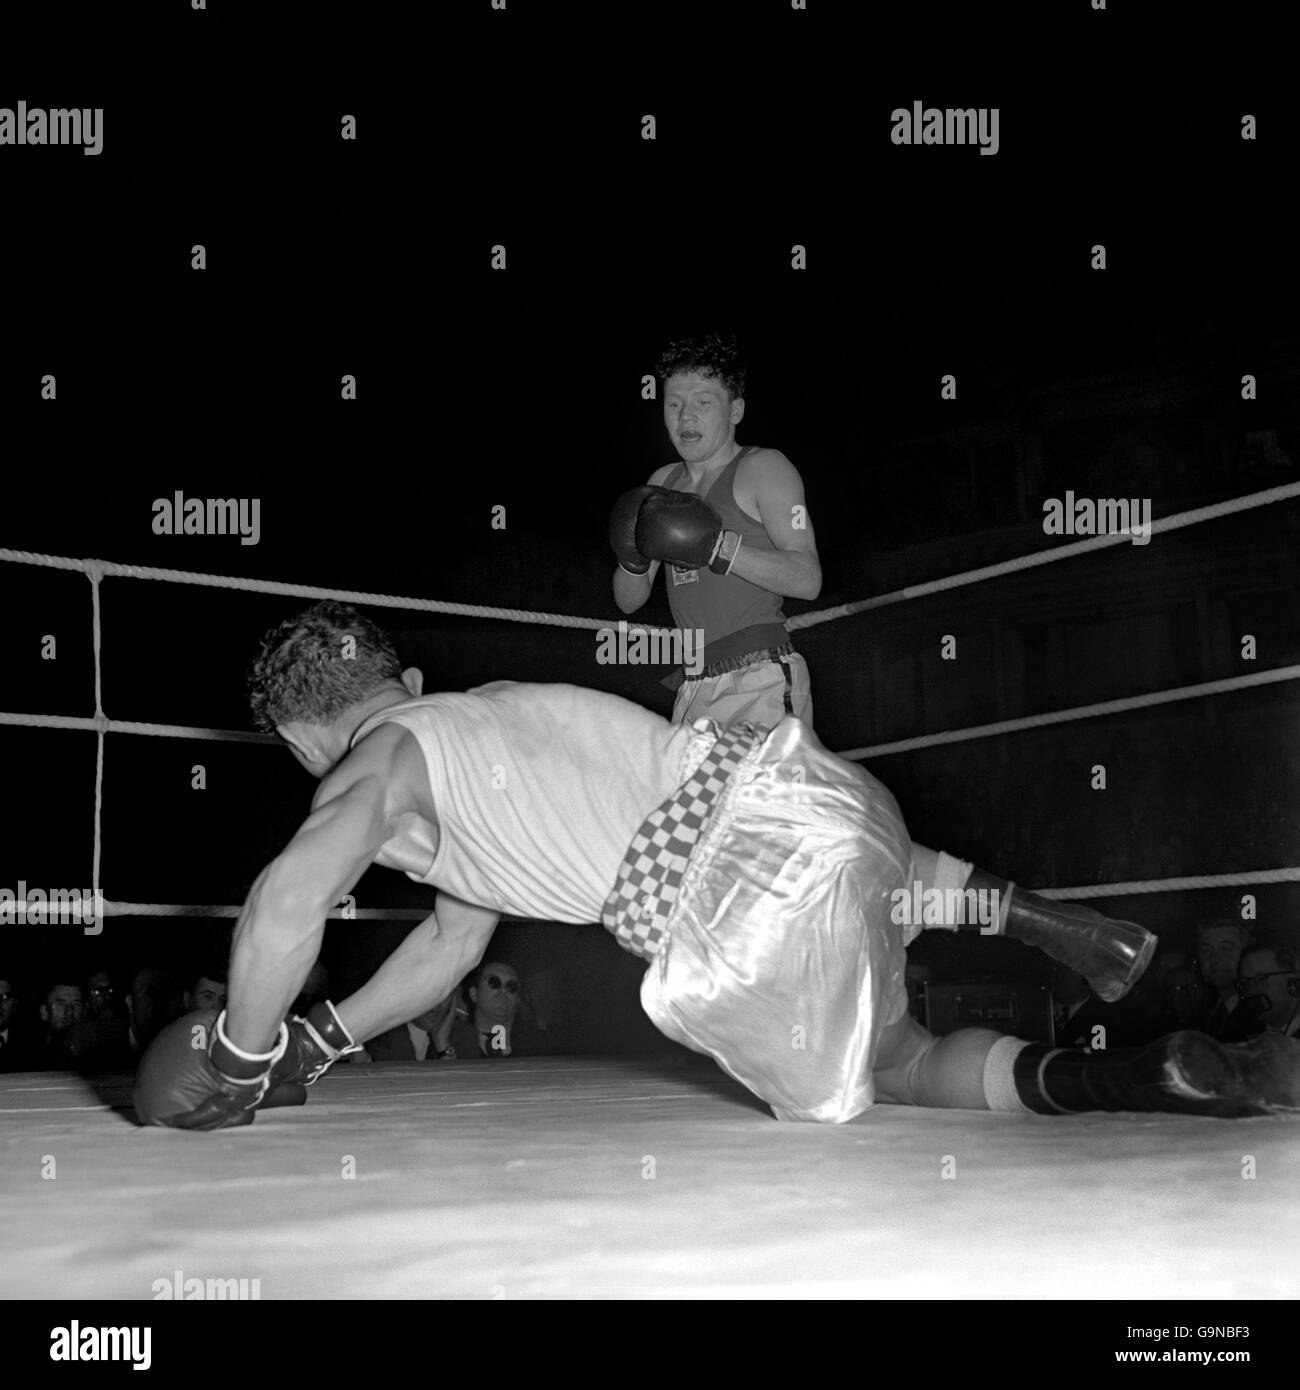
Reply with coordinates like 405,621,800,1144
601,722,766,960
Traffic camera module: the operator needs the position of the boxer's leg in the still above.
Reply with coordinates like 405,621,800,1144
873,1012,1000,1109
675,661,810,731
673,671,723,726
907,853,1155,1002
911,844,974,900
978,1030,1300,1117
779,651,814,726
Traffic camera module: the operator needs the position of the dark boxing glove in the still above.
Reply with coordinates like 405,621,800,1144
271,1000,362,1087
635,489,741,573
609,486,657,575
134,1009,289,1131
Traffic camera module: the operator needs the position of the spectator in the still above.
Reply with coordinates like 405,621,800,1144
365,989,464,1061
64,968,132,1071
1236,943,1300,1039
126,966,179,1054
86,968,124,1022
447,960,543,1058
0,976,41,1071
38,981,86,1065
1143,951,1210,1040
1194,919,1254,1041
183,968,227,1015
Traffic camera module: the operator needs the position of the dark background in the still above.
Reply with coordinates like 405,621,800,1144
0,2,1296,1046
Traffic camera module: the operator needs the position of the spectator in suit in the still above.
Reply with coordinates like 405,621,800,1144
1236,943,1300,1039
62,968,133,1071
0,976,41,1071
126,966,179,1055
37,980,86,1067
447,960,545,1058
1194,919,1254,1041
365,988,464,1061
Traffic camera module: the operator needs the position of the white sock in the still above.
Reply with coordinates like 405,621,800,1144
982,1034,1034,1112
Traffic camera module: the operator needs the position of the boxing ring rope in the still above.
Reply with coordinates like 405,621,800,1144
2,478,1298,919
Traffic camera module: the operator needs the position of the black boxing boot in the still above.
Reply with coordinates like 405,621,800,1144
966,869,1156,1003
1011,1030,1300,1117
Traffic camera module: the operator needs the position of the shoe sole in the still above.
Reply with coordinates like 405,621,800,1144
1165,1030,1300,1115
1089,925,1158,1004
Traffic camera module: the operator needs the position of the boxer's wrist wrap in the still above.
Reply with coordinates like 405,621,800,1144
708,530,742,575
211,1011,289,1084
301,1000,360,1057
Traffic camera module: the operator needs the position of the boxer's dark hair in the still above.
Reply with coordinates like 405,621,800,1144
655,331,747,401
248,601,403,731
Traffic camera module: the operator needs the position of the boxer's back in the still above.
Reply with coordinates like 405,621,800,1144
351,682,694,922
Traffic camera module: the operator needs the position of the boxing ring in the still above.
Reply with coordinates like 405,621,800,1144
2,480,1299,1300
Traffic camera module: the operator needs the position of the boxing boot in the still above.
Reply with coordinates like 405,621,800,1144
1017,1030,1300,1117
967,869,1156,1003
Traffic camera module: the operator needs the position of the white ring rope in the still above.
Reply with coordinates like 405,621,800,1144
1,482,1296,635
837,665,1300,762
9,869,1297,924
2,481,1296,913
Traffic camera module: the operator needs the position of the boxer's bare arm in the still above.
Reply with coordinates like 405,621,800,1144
728,449,822,600
334,892,499,1044
225,759,399,1053
611,464,670,613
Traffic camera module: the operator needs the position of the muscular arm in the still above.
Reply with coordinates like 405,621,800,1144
334,892,499,1043
225,768,394,1053
727,450,822,601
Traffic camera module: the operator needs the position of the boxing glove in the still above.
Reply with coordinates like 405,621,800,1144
609,486,657,575
134,1008,288,1130
635,489,740,572
271,1000,361,1087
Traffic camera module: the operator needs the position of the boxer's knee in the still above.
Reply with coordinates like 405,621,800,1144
874,1016,1000,1109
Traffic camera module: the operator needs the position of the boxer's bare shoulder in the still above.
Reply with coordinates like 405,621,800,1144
316,721,430,826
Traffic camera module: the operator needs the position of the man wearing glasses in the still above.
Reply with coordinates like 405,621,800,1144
447,961,528,1059
1237,945,1300,1039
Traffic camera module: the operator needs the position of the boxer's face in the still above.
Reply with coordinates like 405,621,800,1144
663,371,744,465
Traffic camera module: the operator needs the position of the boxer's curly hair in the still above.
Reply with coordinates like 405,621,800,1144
655,331,747,401
247,601,404,732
